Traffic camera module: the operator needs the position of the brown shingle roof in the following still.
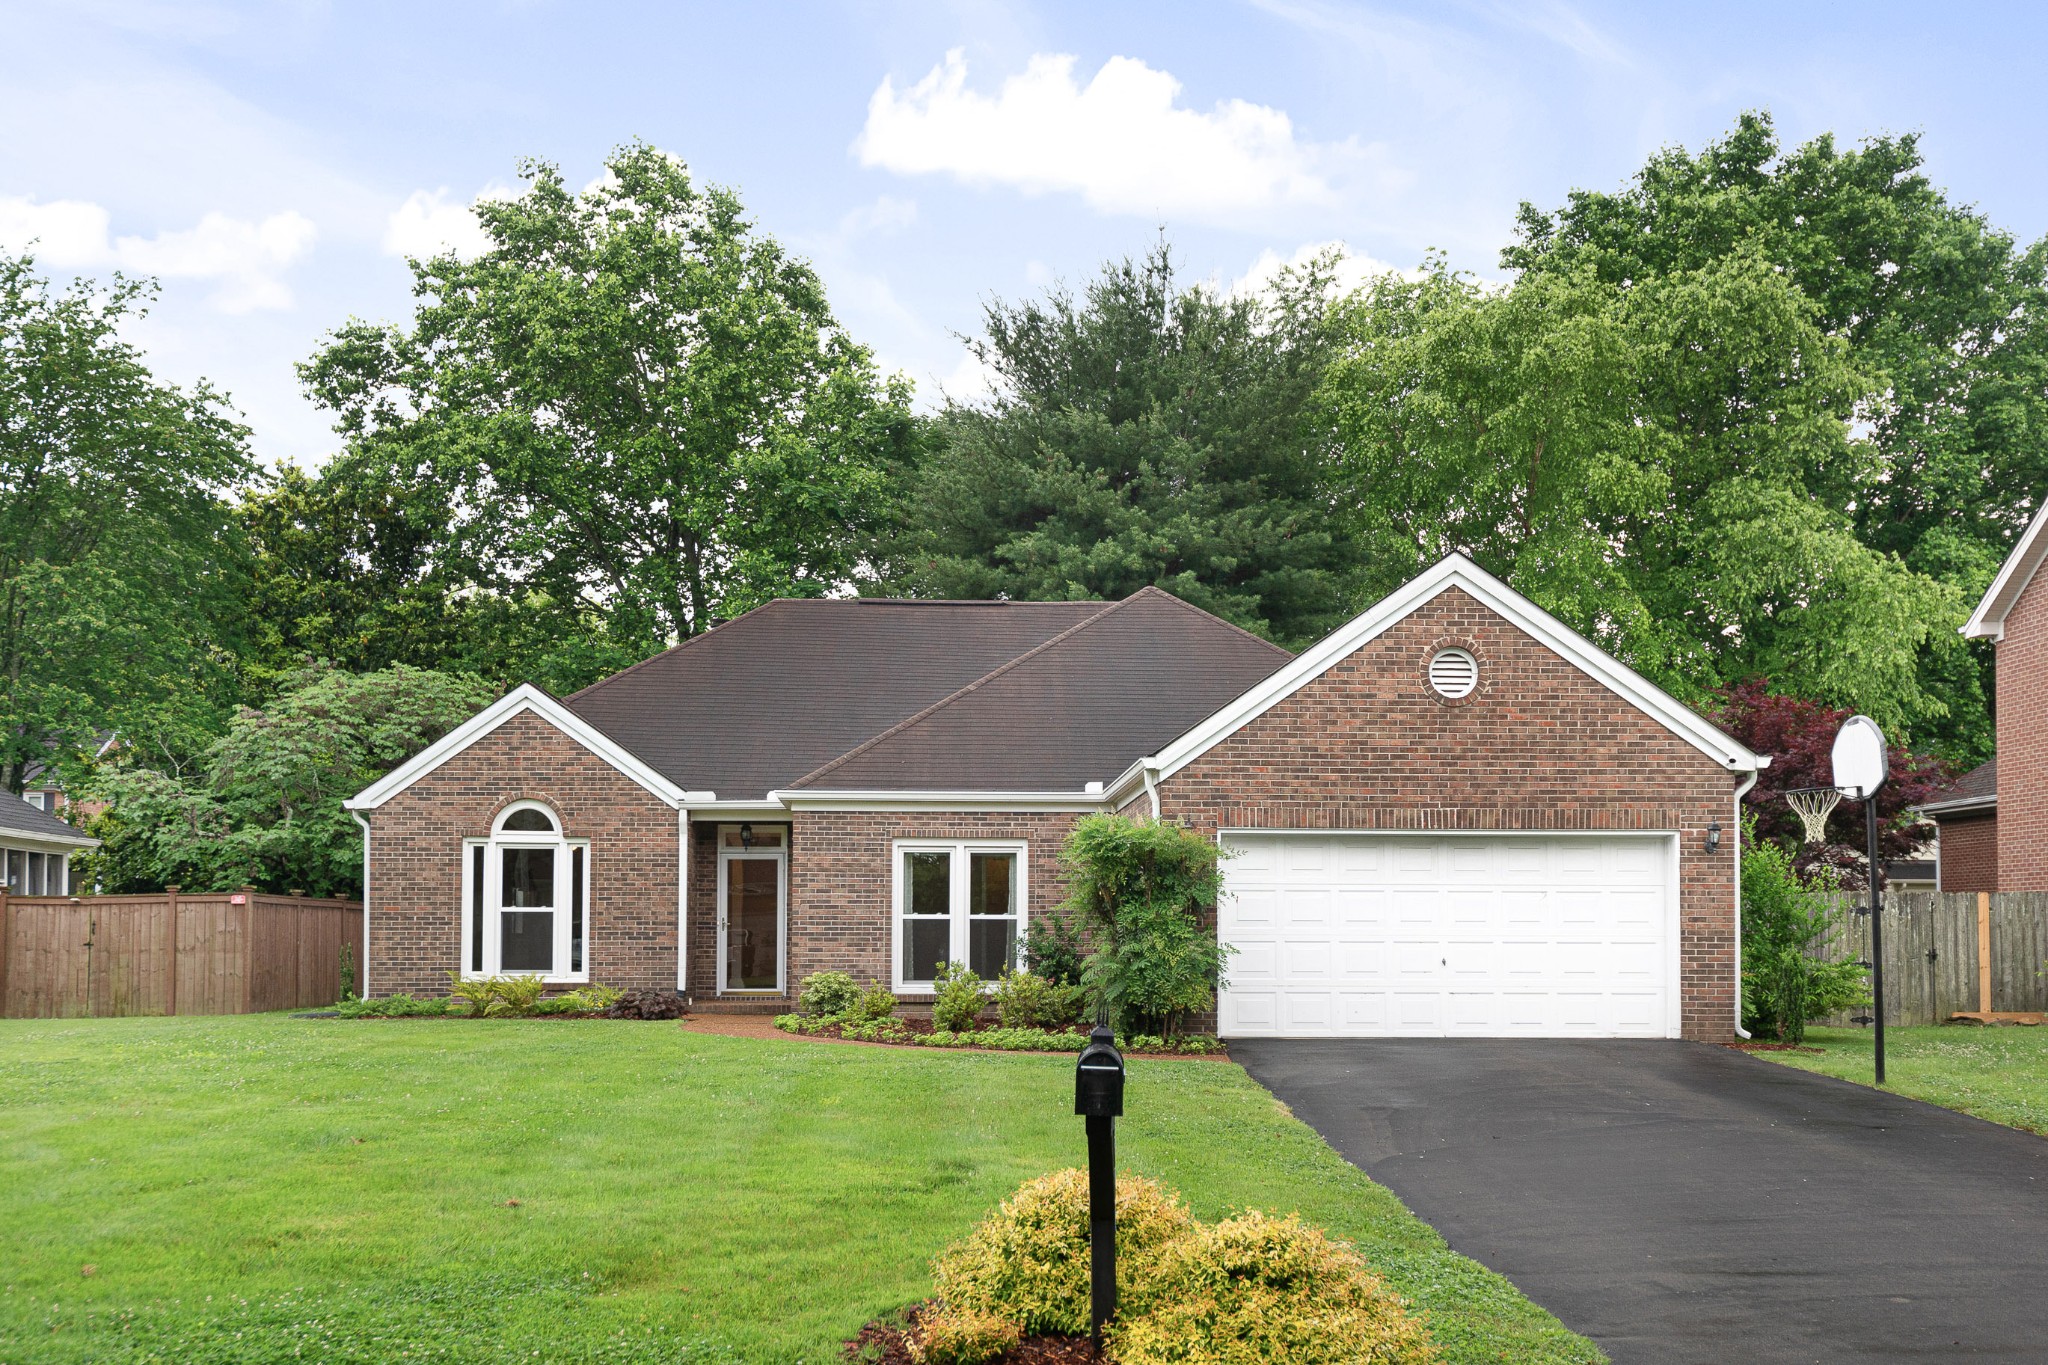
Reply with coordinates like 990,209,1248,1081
1934,757,1996,805
564,599,1111,798
788,587,1293,792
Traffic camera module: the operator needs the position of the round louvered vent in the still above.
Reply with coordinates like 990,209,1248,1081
1428,648,1478,699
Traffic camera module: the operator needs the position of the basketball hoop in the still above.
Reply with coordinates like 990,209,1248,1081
1784,786,1841,845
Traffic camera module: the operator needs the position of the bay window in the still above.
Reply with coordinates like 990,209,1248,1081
460,803,589,981
893,840,1025,990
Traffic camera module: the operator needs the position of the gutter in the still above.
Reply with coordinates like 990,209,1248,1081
1141,763,1161,819
1914,794,1997,818
351,810,371,1000
1730,766,1762,1040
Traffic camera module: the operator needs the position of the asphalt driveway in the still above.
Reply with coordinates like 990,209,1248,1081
1230,1039,2048,1364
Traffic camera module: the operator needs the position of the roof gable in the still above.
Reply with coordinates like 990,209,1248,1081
1113,554,1762,799
345,685,704,811
1964,502,2048,640
783,588,1292,794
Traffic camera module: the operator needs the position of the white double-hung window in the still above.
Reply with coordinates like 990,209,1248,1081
460,802,589,981
893,840,1025,990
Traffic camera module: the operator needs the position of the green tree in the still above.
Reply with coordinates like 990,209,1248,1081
300,142,916,653
1317,250,1958,733
1060,814,1231,1035
0,254,254,790
877,243,1358,647
237,452,639,695
80,663,494,896
1503,112,2048,762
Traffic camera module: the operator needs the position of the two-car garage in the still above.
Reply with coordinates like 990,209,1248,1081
1217,832,1680,1039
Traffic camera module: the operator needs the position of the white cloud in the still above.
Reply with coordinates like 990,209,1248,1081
855,49,1383,225
383,187,504,261
1230,240,1401,300
0,196,315,312
837,194,919,237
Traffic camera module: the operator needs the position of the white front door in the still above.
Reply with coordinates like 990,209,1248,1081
717,851,786,993
1218,833,1678,1038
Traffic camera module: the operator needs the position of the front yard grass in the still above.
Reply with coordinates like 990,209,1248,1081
1753,1024,2048,1135
0,1014,1600,1365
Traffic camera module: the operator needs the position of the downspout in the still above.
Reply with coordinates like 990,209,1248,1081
1141,763,1162,820
676,806,689,998
351,810,372,1000
1731,768,1760,1039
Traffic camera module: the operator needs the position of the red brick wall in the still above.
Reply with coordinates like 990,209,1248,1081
363,711,680,997
1998,568,2048,888
1938,812,1999,892
1152,586,1744,1042
783,810,1087,1001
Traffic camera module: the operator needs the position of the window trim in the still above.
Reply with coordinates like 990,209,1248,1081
458,802,591,983
890,839,1028,992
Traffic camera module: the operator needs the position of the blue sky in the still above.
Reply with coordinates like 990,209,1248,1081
4,0,2045,467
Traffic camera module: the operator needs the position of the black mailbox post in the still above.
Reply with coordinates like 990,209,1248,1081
1074,1021,1125,1342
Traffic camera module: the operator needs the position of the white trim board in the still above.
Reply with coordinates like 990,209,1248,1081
769,789,1108,812
1964,501,2048,640
345,684,716,812
1107,553,1764,804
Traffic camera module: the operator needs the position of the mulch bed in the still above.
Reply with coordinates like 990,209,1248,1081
1725,1041,1825,1053
845,1305,1097,1365
788,1016,1226,1059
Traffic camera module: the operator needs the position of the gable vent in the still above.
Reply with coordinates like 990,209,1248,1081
1428,648,1478,699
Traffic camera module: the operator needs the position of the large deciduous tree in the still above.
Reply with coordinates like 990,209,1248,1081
301,142,917,653
1501,112,2048,763
1317,251,1957,732
875,244,1359,648
0,255,253,789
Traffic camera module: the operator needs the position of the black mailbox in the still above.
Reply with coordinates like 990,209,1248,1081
1075,1023,1125,1118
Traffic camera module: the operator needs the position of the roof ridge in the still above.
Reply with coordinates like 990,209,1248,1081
1126,585,1294,660
786,596,1131,789
565,599,787,704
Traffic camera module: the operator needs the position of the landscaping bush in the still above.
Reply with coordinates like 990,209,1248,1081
1741,816,1869,1042
1024,907,1088,987
929,1169,1196,1337
798,970,863,1018
1062,815,1231,1035
333,992,451,1018
993,968,1086,1031
773,1015,1225,1055
604,988,688,1020
910,1306,1021,1365
492,975,547,1016
336,942,357,1004
931,961,988,1032
847,982,900,1023
532,986,622,1015
1110,1209,1438,1365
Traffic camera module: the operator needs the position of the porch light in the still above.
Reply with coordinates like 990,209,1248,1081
739,823,754,849
1706,822,1722,853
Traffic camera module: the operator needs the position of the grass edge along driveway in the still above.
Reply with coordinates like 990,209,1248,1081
1751,1023,2048,1136
0,1014,1601,1365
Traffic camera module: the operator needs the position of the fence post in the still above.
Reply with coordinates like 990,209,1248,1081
165,885,180,1017
1977,890,1992,1015
0,887,9,1018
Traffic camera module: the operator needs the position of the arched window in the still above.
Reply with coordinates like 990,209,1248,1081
460,802,589,981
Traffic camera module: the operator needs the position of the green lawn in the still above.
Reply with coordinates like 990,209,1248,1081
1754,1025,2048,1135
0,1015,1599,1365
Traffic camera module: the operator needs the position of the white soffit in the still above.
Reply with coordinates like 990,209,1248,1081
1129,554,1763,792
345,684,710,811
1963,502,2048,641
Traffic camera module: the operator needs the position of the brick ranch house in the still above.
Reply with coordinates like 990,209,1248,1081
1922,498,2048,891
347,555,1766,1041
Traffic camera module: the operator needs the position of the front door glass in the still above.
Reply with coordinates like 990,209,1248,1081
725,857,781,990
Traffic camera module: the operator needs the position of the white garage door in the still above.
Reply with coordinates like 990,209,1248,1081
1218,833,1678,1038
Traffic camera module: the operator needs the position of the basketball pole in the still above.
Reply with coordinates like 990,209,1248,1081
1866,793,1885,1085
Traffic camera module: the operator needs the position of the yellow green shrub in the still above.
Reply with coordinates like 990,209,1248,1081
931,1168,1195,1335
910,1305,1023,1365
1109,1209,1438,1365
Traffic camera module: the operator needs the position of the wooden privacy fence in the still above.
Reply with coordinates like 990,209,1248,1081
0,888,362,1018
1813,891,2048,1027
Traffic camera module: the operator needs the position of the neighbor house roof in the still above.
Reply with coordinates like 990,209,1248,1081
782,588,1293,795
0,795,98,848
564,599,1137,800
1964,503,2048,640
1919,757,1997,818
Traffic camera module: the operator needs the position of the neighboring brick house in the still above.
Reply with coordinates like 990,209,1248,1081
348,556,1765,1041
1926,501,2048,890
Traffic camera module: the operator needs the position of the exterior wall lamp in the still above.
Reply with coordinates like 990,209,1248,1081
738,823,754,849
1706,822,1722,853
